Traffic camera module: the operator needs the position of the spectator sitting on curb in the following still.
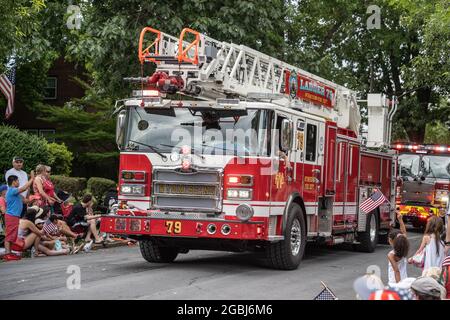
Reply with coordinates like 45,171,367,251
66,194,103,245
19,207,69,257
3,173,34,261
35,217,74,254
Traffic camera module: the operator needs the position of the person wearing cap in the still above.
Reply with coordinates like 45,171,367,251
5,156,29,218
5,157,29,198
410,277,446,300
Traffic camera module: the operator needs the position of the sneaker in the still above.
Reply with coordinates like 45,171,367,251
3,253,21,261
83,240,94,252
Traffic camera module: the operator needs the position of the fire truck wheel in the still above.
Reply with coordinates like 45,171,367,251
356,212,379,253
265,203,306,270
139,239,179,263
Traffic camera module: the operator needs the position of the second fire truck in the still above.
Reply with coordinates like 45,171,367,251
100,27,397,269
393,143,450,228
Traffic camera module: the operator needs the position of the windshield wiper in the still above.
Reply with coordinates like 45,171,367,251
128,140,167,160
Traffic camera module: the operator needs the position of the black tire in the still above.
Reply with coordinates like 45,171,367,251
265,203,306,270
356,211,379,253
139,239,179,263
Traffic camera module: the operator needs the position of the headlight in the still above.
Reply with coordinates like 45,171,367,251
227,188,252,200
120,184,145,195
435,190,449,203
236,204,254,221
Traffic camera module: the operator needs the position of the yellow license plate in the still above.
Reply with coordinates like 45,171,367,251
158,184,216,196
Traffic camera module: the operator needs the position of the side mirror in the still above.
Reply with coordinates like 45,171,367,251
116,110,127,148
280,119,293,152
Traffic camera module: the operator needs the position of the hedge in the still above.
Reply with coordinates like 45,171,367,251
47,142,73,176
87,177,117,202
0,125,51,180
50,175,87,199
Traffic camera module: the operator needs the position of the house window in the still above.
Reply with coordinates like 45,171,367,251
44,77,57,100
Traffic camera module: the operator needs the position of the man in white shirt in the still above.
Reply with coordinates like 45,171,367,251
5,156,29,217
5,157,29,197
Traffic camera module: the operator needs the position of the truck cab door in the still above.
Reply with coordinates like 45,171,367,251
303,119,325,218
270,112,294,204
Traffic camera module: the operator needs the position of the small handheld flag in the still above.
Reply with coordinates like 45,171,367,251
314,282,338,300
359,189,388,214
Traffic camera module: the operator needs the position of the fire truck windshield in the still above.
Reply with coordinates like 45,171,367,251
399,154,450,180
123,106,271,156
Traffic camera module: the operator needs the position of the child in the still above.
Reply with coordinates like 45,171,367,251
387,210,410,286
410,216,445,271
0,184,7,215
3,173,34,261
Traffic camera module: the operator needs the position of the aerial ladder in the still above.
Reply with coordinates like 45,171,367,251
132,27,361,134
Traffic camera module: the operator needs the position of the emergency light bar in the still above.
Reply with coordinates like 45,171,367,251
124,98,171,108
214,98,245,110
132,89,162,97
392,144,450,153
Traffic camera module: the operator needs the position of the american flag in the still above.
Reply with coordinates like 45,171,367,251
314,283,338,300
43,221,59,236
0,59,16,119
359,189,388,214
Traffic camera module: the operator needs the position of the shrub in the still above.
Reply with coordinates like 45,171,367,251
0,125,50,180
47,142,73,176
87,177,117,201
50,175,87,199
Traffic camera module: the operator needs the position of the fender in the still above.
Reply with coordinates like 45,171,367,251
281,192,307,234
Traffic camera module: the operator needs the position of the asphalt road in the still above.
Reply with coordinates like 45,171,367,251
0,228,423,300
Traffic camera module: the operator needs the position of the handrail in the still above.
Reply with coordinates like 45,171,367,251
138,27,162,64
177,28,200,65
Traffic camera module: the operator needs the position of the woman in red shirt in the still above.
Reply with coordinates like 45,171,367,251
33,165,61,208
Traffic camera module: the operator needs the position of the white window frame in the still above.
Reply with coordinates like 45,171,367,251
44,77,58,100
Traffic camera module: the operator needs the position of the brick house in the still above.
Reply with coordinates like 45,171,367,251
4,57,85,140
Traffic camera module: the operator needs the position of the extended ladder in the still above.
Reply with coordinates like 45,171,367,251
137,27,361,133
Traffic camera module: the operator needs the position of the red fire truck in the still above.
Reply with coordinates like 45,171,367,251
393,143,450,228
100,27,397,269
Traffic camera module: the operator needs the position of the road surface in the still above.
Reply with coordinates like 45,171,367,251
0,229,423,300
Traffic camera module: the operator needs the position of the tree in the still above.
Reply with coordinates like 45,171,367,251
284,0,449,143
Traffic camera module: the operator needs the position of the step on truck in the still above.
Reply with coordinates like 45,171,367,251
100,27,397,269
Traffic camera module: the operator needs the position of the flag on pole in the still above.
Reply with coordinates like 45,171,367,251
314,282,338,300
0,58,16,119
359,189,388,214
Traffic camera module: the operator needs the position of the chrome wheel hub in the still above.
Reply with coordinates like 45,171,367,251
290,219,301,256
369,215,376,243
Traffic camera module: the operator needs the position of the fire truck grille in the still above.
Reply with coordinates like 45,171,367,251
151,168,223,213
